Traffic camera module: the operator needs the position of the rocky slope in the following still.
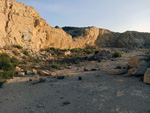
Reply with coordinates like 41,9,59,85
0,0,150,51
63,27,150,49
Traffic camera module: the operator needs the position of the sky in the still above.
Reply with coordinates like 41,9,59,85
14,0,150,33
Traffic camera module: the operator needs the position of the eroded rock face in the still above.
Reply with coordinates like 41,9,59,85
0,0,73,51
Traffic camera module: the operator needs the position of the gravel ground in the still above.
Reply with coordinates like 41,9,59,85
0,51,150,113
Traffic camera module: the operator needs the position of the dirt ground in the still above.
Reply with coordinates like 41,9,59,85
0,51,150,113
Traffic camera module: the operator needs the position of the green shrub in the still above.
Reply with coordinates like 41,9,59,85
50,63,61,69
70,48,83,53
23,50,30,56
113,51,122,58
14,45,23,49
10,57,19,67
0,53,18,80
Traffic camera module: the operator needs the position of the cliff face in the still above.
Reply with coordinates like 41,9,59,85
63,27,150,49
0,0,150,51
0,0,73,51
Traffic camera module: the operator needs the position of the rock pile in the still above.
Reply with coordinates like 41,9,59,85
126,55,150,84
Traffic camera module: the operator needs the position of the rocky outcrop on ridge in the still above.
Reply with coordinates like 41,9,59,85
63,27,150,49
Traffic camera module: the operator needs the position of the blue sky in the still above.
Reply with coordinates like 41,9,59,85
15,0,150,32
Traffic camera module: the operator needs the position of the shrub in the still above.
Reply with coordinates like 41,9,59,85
113,51,122,58
13,45,23,49
23,50,30,56
50,62,61,69
0,53,18,79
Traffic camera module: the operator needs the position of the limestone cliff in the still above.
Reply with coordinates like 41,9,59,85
0,0,73,51
63,27,150,49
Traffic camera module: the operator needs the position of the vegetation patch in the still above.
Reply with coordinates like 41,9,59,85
113,51,122,58
13,45,23,49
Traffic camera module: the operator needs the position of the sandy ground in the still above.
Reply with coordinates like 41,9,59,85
0,51,150,113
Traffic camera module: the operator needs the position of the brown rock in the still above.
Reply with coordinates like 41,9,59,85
126,68,137,76
32,69,37,75
16,72,25,77
107,69,127,75
40,70,50,76
15,66,22,72
144,68,150,84
50,72,57,77
128,56,142,68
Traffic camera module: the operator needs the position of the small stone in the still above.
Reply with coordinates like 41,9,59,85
62,101,70,106
16,72,25,77
144,68,150,84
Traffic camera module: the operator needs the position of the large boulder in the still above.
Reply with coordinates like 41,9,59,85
127,56,142,68
139,60,150,67
144,68,150,84
133,66,148,77
93,50,112,60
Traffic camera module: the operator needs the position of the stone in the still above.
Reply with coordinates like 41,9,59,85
40,70,50,76
139,60,150,67
128,56,142,68
32,69,37,75
144,68,150,84
133,66,148,77
63,51,71,56
15,66,22,72
93,50,112,60
107,69,128,75
50,72,57,77
16,72,25,77
127,68,137,75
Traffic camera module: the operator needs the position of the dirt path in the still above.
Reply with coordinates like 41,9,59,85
0,51,150,113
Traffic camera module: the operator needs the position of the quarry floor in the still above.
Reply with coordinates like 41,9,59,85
0,51,150,113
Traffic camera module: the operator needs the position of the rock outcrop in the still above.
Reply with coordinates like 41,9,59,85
0,0,73,51
0,0,150,51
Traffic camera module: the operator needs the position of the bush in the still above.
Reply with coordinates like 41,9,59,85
23,50,30,56
113,51,122,58
50,62,61,69
0,53,18,79
13,45,23,49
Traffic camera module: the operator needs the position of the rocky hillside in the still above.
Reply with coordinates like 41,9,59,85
0,0,150,51
63,27,150,49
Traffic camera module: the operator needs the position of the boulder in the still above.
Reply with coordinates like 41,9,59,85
107,69,127,75
144,68,150,84
32,69,37,75
133,66,148,77
128,56,142,68
16,72,25,77
94,50,112,60
15,66,22,72
50,72,57,77
40,70,51,76
139,60,150,67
